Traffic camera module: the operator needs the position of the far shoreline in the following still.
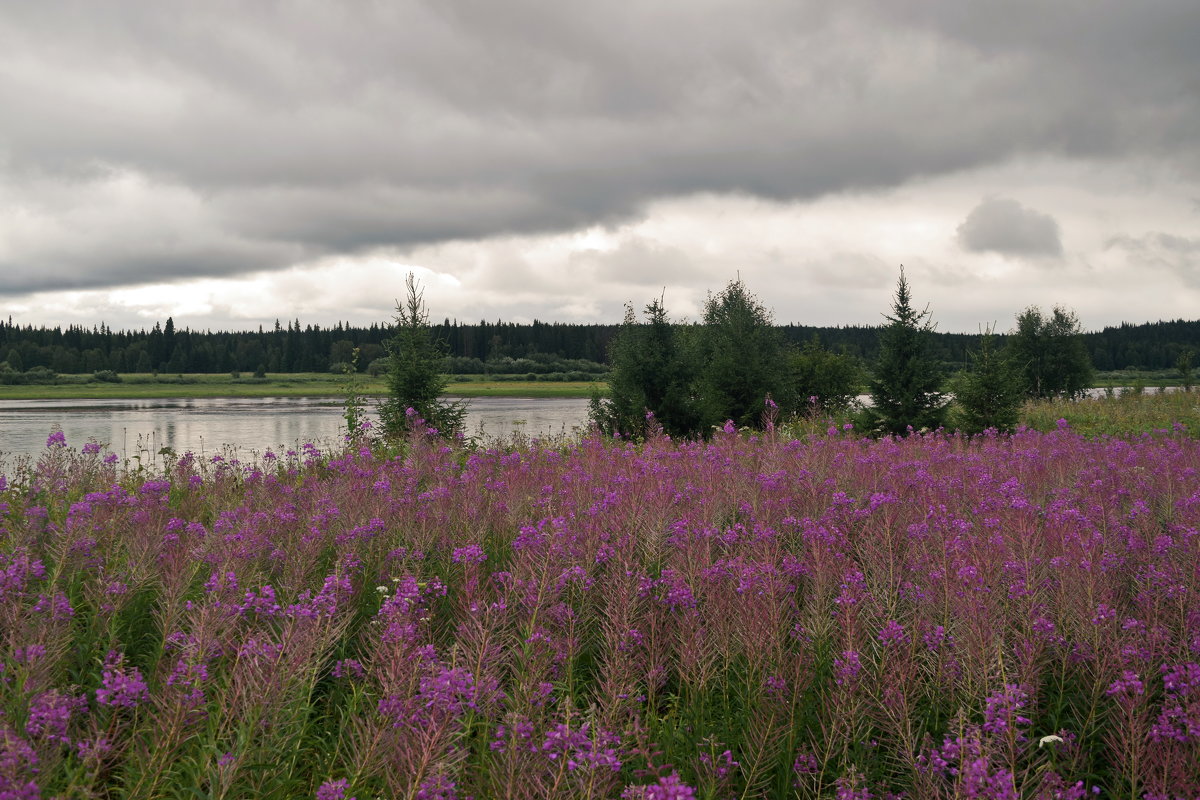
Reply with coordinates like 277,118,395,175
0,374,607,401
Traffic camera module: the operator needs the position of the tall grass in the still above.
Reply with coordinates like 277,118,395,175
1021,390,1200,437
2,417,1199,798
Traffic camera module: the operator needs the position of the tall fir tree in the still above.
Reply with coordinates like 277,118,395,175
698,278,787,428
378,273,466,438
866,269,948,435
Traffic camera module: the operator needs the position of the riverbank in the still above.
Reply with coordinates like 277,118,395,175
0,373,607,400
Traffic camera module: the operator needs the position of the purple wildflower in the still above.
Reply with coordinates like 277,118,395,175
165,659,209,709
1161,662,1200,694
316,778,355,800
793,752,820,776
14,645,46,665
1106,670,1145,697
699,748,739,780
621,772,697,800
451,544,487,564
834,771,873,800
1,725,40,799
1,550,46,598
834,650,862,686
95,651,149,709
415,772,456,800
332,659,365,680
25,691,85,745
541,722,622,772
878,620,909,647
982,684,1031,736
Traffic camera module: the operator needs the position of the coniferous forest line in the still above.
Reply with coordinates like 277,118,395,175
0,314,1198,379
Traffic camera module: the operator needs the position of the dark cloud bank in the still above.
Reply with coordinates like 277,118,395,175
0,0,1198,293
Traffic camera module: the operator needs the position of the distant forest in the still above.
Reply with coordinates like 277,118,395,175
0,316,1197,376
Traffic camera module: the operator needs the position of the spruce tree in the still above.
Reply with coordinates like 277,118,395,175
589,297,702,439
951,327,1023,435
698,278,787,428
378,273,466,438
866,269,947,435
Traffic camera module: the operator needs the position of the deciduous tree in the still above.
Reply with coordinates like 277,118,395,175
1006,305,1094,400
789,336,863,414
1176,349,1193,392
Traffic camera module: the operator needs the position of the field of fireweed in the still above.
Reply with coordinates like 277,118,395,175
2,418,1199,800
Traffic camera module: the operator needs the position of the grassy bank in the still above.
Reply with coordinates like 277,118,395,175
0,373,606,400
443,380,604,398
770,389,1200,441
1092,368,1192,389
1019,388,1200,436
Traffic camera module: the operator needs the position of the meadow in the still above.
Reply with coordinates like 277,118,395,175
1019,390,1200,438
1,407,1199,798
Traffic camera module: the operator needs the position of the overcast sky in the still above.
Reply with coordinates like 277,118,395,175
1,0,1198,333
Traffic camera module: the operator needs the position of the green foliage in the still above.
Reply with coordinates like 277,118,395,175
1176,349,1194,391
697,278,788,428
593,280,867,439
593,279,803,439
378,274,467,438
341,348,367,438
950,327,1023,435
589,298,704,439
1006,305,1094,400
2,307,1199,379
24,365,58,384
865,270,948,435
789,336,863,414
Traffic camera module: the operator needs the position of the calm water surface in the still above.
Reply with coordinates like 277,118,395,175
0,396,592,465
0,387,1164,467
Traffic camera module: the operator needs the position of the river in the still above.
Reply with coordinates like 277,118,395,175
0,396,593,466
0,387,1175,468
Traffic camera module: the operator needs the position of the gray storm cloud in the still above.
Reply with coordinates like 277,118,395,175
956,197,1063,257
0,0,1197,294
